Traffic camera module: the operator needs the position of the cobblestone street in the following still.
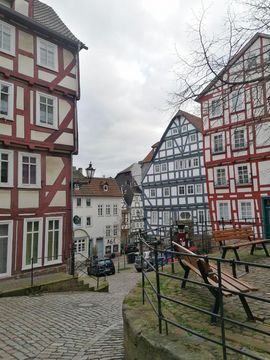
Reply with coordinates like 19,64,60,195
0,266,140,360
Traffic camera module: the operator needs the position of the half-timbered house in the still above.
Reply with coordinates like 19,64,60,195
0,0,86,279
196,33,270,238
141,110,209,237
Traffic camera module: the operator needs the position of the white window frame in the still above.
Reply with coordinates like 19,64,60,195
113,204,118,215
187,184,194,195
151,211,158,224
98,204,103,216
163,187,170,197
106,204,111,216
232,127,246,150
113,224,118,236
0,20,15,56
74,238,86,253
22,218,43,270
193,158,199,167
238,200,254,220
106,225,111,237
166,140,173,148
18,152,41,188
212,133,225,154
215,167,228,187
163,211,170,225
154,164,160,173
0,220,13,278
0,80,14,120
86,198,91,207
172,128,178,135
76,198,82,207
217,201,231,221
195,183,203,194
36,92,58,129
198,210,204,223
161,163,167,172
236,164,250,185
189,134,196,143
178,185,185,195
0,149,13,187
182,125,187,132
44,217,63,266
180,211,191,220
210,98,222,118
175,159,184,170
37,37,58,71
150,188,156,198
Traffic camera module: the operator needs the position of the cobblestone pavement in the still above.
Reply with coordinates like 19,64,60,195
0,264,140,360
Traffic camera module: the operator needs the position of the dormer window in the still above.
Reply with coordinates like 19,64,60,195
74,183,80,191
103,184,109,191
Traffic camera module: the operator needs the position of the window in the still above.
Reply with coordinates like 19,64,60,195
233,128,246,149
0,220,12,278
0,80,13,120
36,92,58,129
195,184,203,194
210,98,222,118
98,205,103,216
106,204,111,216
0,20,15,55
161,163,167,172
180,211,191,220
18,152,41,188
178,185,185,195
252,86,264,107
103,184,109,191
247,55,257,70
106,225,111,237
86,217,91,227
113,244,119,253
193,158,199,167
175,159,184,170
215,168,227,186
198,210,204,223
218,202,230,220
187,159,192,168
45,217,62,265
166,140,173,148
154,164,160,173
105,245,111,255
239,201,253,220
0,149,13,187
150,189,156,197
182,125,187,132
237,165,250,184
230,89,245,112
189,134,196,143
163,211,170,225
76,198,81,207
74,238,86,253
113,204,118,215
22,218,42,269
151,211,158,224
37,37,58,71
113,225,118,236
86,198,91,207
172,128,178,135
163,187,170,197
187,185,194,194
213,133,224,153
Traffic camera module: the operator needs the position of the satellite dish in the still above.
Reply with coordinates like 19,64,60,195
73,215,81,225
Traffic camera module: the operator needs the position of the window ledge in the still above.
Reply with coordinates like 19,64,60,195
232,146,248,151
236,182,252,186
214,183,229,188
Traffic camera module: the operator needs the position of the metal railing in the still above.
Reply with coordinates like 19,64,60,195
138,231,270,360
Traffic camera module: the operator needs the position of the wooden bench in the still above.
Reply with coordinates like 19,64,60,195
213,226,270,261
173,242,258,323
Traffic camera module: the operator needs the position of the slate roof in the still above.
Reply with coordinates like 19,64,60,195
32,0,84,47
73,177,122,198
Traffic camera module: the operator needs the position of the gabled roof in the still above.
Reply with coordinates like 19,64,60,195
141,142,159,164
33,0,82,45
195,32,270,101
177,110,202,132
74,177,122,198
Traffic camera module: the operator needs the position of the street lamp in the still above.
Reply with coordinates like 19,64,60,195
85,162,95,181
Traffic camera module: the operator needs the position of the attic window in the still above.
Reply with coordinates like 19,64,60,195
103,184,109,191
74,183,80,191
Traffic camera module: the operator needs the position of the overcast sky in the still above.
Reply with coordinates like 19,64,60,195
43,0,230,177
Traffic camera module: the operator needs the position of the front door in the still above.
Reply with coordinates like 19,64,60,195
0,221,12,278
96,238,104,258
262,198,270,239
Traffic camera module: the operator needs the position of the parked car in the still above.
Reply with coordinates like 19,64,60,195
134,251,166,272
87,258,115,276
124,243,139,254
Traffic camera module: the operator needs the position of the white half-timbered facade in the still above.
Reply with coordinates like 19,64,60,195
142,110,209,236
0,0,86,279
196,32,270,239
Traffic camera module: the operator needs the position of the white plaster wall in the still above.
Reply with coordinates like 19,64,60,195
0,190,11,209
0,123,12,136
55,133,74,146
18,55,34,77
14,0,29,16
16,86,24,110
49,191,66,207
19,191,39,208
46,157,64,185
38,70,56,83
18,30,33,53
259,161,270,185
16,115,24,138
0,55,13,70
31,130,49,142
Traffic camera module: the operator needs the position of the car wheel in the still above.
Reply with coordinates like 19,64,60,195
136,268,142,272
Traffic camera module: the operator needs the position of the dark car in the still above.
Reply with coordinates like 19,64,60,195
134,251,166,272
124,243,139,254
87,258,115,277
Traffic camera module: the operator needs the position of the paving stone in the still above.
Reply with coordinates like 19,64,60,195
0,267,140,359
